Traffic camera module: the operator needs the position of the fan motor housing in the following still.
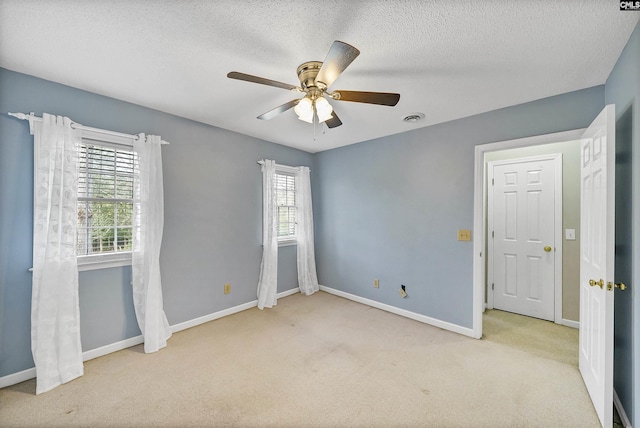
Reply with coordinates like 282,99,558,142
296,61,323,90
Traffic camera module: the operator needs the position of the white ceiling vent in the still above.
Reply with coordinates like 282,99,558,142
403,113,425,123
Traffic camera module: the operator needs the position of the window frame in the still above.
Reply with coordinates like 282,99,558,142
274,164,299,247
75,129,137,271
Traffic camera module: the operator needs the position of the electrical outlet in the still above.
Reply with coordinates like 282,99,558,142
457,229,472,241
399,288,408,298
224,283,231,294
374,279,380,288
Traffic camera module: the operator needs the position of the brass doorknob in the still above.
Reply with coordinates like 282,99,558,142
544,246,552,252
589,279,605,289
607,282,627,291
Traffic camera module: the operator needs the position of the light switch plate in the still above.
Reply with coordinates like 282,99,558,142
457,229,472,241
565,229,576,240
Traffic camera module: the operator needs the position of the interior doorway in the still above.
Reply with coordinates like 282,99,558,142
471,129,585,339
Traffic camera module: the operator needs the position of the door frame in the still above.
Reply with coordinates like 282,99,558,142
487,153,563,323
471,129,585,339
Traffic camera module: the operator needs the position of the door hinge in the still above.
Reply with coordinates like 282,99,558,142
492,283,494,290
492,178,494,186
492,230,494,238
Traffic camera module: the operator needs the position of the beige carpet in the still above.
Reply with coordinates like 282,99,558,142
482,308,579,367
0,292,599,427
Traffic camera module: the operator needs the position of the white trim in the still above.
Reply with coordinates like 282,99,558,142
319,286,476,338
277,239,297,247
277,287,301,298
562,319,580,329
614,388,632,428
171,300,259,333
0,367,36,389
82,335,144,361
486,153,563,324
473,145,485,339
77,253,132,271
552,154,564,324
170,288,301,333
0,334,145,388
0,288,301,389
473,129,586,340
27,255,132,272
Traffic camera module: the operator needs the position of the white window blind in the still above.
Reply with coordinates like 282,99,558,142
275,172,296,240
77,140,136,256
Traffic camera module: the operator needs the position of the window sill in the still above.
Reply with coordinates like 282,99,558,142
278,239,297,247
77,253,132,271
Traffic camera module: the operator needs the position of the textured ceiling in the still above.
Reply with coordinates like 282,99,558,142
0,1,638,153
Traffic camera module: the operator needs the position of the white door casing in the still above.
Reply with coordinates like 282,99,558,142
488,155,562,322
579,104,615,428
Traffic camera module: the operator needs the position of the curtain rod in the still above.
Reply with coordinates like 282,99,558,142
8,112,170,145
257,160,309,172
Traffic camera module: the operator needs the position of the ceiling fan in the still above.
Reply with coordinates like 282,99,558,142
227,40,400,129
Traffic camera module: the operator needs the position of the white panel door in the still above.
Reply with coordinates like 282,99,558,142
489,156,559,321
579,105,615,428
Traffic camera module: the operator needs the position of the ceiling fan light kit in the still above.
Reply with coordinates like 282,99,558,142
227,41,400,130
294,97,314,123
314,96,334,122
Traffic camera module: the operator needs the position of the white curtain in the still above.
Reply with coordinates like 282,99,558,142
295,167,319,295
132,134,171,353
257,159,278,309
31,114,84,394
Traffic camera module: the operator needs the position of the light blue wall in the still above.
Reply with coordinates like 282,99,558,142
0,68,313,377
313,86,604,329
605,20,639,427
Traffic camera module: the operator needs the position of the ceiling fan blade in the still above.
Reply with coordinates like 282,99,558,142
314,41,360,89
227,71,299,91
324,111,342,128
257,99,300,120
332,90,400,106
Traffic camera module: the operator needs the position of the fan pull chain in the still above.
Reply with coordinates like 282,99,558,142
313,111,317,141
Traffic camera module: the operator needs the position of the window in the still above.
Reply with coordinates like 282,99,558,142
275,172,296,243
77,139,136,269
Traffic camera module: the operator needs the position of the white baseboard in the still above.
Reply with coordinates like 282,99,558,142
170,301,257,333
82,335,144,361
319,286,475,338
171,287,299,333
614,388,632,428
0,334,146,389
278,287,301,298
562,319,580,329
0,367,37,389
0,287,301,389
